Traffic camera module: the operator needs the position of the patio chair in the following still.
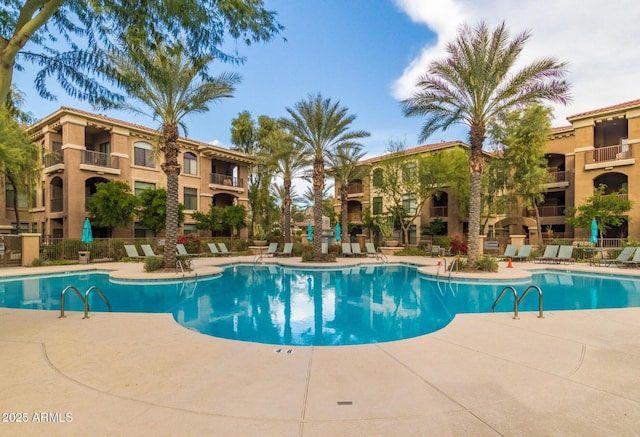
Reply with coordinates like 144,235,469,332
218,242,237,256
429,245,440,257
499,244,517,259
534,245,559,263
176,243,197,257
365,242,388,262
620,248,640,268
351,243,366,257
549,245,575,264
207,243,222,256
124,244,143,261
512,244,532,261
341,242,354,257
598,246,636,267
265,242,279,257
140,244,158,257
274,242,293,257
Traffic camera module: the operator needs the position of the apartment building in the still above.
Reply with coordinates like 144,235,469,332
334,141,477,245
2,107,253,239
540,98,640,242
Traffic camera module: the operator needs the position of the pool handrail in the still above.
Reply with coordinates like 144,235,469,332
83,285,112,319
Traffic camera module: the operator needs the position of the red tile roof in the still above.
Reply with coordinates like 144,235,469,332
567,98,640,121
360,140,468,164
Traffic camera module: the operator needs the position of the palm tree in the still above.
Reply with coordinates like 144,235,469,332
263,127,309,243
282,94,369,260
402,21,570,264
108,40,240,269
327,144,367,243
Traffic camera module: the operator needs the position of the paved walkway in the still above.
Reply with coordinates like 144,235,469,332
1,256,639,436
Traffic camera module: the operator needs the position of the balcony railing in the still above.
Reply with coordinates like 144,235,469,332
347,182,363,195
82,150,120,169
429,206,448,217
50,197,63,212
538,205,565,217
43,150,64,167
347,212,362,222
588,144,632,164
548,170,567,183
210,173,243,188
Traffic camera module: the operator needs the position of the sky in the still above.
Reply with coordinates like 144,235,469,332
14,0,640,162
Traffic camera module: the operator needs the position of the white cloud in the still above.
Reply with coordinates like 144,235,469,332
208,139,223,147
392,0,640,126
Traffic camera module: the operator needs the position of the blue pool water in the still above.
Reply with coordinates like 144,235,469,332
1,265,640,346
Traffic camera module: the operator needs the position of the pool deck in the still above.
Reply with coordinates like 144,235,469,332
1,256,639,436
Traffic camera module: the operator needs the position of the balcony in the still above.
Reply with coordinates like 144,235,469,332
209,173,243,189
347,182,364,197
585,143,634,170
538,205,565,217
43,150,64,174
347,212,362,222
82,150,120,169
429,206,448,217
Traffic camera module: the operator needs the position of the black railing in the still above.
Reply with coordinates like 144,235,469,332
210,173,243,188
82,150,119,169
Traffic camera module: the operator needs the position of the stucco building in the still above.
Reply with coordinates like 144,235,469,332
1,107,253,239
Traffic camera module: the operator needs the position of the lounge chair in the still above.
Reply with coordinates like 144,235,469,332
207,243,222,256
535,245,559,263
266,242,279,257
218,243,237,256
619,248,640,268
365,242,388,262
124,244,143,261
141,244,157,257
274,242,293,257
341,242,354,257
176,243,197,257
351,243,366,257
499,244,518,259
512,244,532,261
549,245,575,264
321,242,328,255
598,246,636,267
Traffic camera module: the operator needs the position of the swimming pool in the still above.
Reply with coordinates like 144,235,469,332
1,265,639,346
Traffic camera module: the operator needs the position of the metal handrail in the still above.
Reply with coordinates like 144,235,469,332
518,285,544,318
83,286,112,319
59,285,85,318
491,286,519,319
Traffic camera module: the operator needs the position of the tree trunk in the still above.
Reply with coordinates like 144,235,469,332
6,172,20,232
283,175,292,244
161,123,181,269
534,202,542,245
312,157,324,260
467,123,486,265
341,184,348,243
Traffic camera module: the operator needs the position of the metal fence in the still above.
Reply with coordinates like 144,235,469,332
0,235,22,267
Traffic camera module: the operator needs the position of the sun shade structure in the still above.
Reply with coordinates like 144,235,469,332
81,218,93,245
590,219,598,244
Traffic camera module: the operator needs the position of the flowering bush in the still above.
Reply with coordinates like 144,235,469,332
450,235,467,255
177,234,200,253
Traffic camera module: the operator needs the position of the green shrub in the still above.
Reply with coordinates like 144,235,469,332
474,256,498,272
432,235,451,249
31,257,46,267
396,248,426,256
144,256,165,272
301,244,313,261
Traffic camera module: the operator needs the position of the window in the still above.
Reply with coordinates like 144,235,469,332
372,168,383,187
5,184,29,208
372,197,383,215
183,152,197,175
402,193,417,214
183,223,197,236
402,162,416,182
183,187,197,210
135,222,154,238
134,181,156,196
134,142,154,168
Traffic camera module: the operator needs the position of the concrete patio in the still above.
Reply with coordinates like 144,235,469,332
1,256,639,436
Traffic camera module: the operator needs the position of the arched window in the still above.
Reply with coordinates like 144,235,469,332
134,142,154,168
183,152,197,175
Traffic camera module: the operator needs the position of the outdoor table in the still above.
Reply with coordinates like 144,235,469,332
585,247,607,266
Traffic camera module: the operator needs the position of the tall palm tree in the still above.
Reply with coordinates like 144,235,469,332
263,127,309,243
402,21,570,264
327,144,367,243
109,40,240,269
282,94,369,260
